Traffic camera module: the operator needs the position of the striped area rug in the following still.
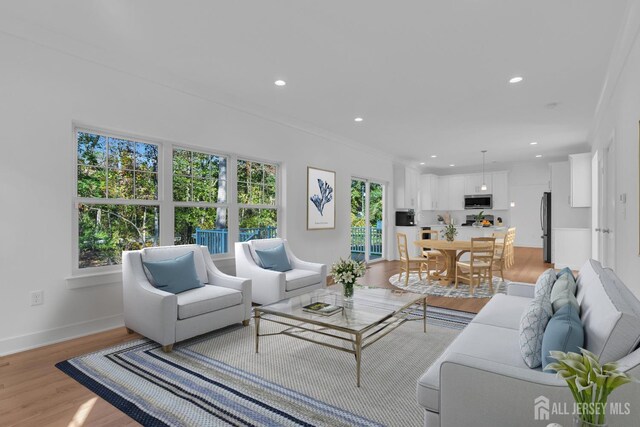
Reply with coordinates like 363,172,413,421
57,307,473,426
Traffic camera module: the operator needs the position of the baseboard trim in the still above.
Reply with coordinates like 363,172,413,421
0,314,124,356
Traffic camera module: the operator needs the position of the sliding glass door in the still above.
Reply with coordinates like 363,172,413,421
350,178,385,263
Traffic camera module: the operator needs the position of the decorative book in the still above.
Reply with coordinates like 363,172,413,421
302,302,342,316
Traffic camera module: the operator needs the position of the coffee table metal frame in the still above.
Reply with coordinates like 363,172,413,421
254,290,427,387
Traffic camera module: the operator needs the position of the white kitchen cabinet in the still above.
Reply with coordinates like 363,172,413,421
464,173,492,194
569,153,591,207
437,176,450,211
420,174,439,210
491,171,509,210
405,167,420,209
448,175,465,210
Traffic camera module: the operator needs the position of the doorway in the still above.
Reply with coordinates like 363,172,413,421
592,137,616,268
350,178,385,263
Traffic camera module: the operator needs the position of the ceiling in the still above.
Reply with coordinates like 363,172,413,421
0,1,628,169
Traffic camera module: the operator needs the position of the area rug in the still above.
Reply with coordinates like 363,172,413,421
389,272,507,298
57,307,472,426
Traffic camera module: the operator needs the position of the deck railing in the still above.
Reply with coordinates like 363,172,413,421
350,226,383,257
194,226,278,254
195,225,382,256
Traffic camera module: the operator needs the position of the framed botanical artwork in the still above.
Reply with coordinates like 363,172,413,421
307,166,335,230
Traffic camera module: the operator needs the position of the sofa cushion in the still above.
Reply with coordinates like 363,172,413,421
142,252,203,294
247,238,284,267
519,297,553,368
552,272,577,297
550,284,580,314
285,269,321,291
142,245,208,285
417,323,527,412
177,285,243,320
557,266,576,281
541,304,584,370
534,269,556,299
471,294,531,330
255,243,292,272
577,259,640,363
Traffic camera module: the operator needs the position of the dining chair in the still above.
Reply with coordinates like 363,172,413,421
506,227,516,268
397,232,425,285
420,230,445,279
491,231,508,281
455,237,496,295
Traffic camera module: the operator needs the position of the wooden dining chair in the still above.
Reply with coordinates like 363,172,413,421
420,230,445,279
505,227,516,268
455,237,496,295
491,231,508,281
396,233,425,285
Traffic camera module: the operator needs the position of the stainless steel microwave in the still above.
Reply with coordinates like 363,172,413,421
464,194,493,210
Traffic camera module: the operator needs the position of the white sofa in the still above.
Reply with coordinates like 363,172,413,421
123,245,252,351
417,259,640,427
235,238,326,305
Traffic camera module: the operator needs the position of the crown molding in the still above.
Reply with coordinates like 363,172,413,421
0,11,394,160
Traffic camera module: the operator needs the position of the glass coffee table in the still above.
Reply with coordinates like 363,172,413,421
254,286,427,387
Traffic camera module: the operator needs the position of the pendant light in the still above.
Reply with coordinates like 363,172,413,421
481,150,487,191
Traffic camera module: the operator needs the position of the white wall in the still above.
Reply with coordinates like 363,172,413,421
0,33,393,354
589,1,640,297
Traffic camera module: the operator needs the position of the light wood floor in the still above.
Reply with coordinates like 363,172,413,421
0,246,552,426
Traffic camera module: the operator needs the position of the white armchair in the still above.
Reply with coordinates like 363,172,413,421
123,245,251,352
235,238,326,305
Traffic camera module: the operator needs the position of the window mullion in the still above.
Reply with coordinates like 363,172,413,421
228,154,240,254
159,143,173,246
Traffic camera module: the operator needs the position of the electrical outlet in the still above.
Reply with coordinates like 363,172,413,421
30,290,43,306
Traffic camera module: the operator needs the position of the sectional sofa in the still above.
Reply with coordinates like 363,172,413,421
416,259,640,427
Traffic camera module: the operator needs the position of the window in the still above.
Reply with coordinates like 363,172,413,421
75,131,160,269
237,159,278,240
74,128,280,272
173,148,229,254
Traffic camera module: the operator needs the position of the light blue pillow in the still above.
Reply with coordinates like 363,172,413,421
255,243,292,272
534,269,557,300
542,304,584,371
550,275,580,313
143,251,203,294
519,296,553,368
556,266,575,281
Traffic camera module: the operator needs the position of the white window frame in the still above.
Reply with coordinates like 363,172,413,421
236,156,281,242
71,125,282,276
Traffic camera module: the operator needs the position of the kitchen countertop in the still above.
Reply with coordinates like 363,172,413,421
421,224,507,229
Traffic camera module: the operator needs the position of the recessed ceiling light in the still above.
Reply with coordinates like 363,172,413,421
530,141,538,145
536,154,542,158
419,162,425,165
430,155,437,158
509,76,524,84
274,80,286,86
354,117,363,122
449,164,455,167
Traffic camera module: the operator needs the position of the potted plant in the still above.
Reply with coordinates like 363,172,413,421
442,224,457,242
437,214,445,224
545,348,635,427
473,210,485,227
330,258,366,300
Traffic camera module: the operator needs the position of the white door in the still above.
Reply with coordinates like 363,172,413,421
591,151,599,260
599,139,616,269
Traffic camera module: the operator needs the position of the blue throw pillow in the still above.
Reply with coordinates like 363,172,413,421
541,304,584,372
143,251,203,294
556,266,575,281
255,243,292,272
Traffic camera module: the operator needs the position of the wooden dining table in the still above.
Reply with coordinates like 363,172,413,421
414,239,492,285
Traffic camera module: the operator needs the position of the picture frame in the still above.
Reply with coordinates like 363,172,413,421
307,166,336,230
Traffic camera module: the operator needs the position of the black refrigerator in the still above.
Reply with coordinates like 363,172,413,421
540,192,551,263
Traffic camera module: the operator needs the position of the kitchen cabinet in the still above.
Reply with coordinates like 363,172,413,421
394,164,421,209
448,176,465,210
569,153,591,207
437,176,450,211
491,171,509,210
464,173,492,194
420,174,439,210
